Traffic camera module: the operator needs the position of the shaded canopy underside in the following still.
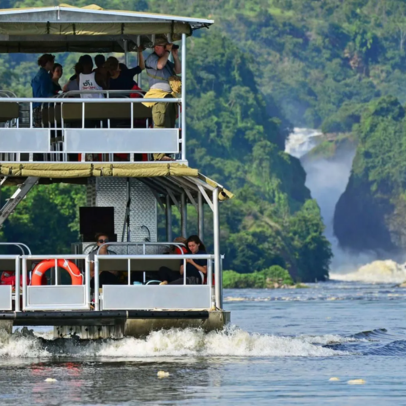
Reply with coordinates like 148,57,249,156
0,163,233,203
0,5,214,53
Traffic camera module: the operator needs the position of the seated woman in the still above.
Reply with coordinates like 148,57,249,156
158,237,187,283
162,235,207,285
89,233,119,289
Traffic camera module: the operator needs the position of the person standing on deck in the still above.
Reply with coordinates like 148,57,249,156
143,37,182,160
31,53,55,127
104,51,145,95
78,54,105,98
50,63,63,95
93,54,106,75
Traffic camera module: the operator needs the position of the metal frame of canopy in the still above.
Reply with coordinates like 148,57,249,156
0,5,214,53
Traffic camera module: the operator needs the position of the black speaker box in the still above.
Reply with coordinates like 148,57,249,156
79,207,115,242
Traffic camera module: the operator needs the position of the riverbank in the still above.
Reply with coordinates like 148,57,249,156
223,266,308,289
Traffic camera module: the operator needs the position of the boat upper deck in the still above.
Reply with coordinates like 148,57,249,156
0,4,215,166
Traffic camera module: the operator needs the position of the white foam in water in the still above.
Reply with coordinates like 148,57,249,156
0,335,50,358
330,260,406,284
0,326,346,358
285,128,322,158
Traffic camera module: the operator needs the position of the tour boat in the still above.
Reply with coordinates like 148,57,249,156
0,4,231,339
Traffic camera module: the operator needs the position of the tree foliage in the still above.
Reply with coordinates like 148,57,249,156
0,0,336,281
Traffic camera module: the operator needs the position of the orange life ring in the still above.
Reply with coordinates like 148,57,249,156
31,259,83,286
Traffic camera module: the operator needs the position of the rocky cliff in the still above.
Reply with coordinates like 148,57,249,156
334,96,406,253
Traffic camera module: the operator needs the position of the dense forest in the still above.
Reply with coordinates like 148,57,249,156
7,0,406,280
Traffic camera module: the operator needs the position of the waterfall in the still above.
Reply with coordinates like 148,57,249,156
285,128,378,275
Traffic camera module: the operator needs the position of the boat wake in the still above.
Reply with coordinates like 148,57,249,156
0,326,346,359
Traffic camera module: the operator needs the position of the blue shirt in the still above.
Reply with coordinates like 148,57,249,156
31,67,54,108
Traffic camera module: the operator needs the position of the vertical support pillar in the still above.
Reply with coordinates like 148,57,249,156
85,256,91,309
137,36,141,87
94,256,100,311
166,195,173,241
181,193,187,238
124,39,129,66
213,188,222,309
22,258,27,311
198,191,204,241
14,256,20,312
181,33,187,162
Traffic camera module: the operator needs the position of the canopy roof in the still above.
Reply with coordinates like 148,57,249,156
0,163,232,204
0,4,214,53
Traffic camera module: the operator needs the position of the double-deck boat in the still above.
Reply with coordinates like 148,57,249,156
0,4,231,339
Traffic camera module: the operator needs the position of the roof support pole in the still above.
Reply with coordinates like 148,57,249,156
181,193,187,238
198,191,204,241
137,35,141,87
213,188,222,309
123,39,129,66
166,195,172,242
181,33,187,162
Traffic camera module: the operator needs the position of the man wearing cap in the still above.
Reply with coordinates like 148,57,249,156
144,37,181,159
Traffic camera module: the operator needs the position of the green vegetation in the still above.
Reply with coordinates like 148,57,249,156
20,0,406,281
0,183,86,255
302,133,356,162
223,266,293,288
334,96,406,252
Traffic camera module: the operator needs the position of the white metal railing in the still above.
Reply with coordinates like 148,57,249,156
95,253,214,311
21,254,90,311
0,245,219,312
0,255,19,311
0,95,184,163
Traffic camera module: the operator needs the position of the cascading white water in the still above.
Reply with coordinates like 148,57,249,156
284,128,322,158
285,129,354,260
285,128,405,282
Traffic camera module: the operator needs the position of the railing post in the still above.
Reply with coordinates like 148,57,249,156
14,256,20,312
207,258,214,308
22,257,27,311
181,32,187,162
198,191,204,241
183,257,186,285
94,256,100,311
85,256,91,308
166,195,172,241
181,193,187,237
213,188,222,309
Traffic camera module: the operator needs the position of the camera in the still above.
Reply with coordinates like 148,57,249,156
172,44,179,50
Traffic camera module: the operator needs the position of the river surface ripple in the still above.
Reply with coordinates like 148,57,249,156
1,281,406,405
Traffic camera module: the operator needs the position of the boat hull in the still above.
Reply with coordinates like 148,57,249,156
0,310,230,339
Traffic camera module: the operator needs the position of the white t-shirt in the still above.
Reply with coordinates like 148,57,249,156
79,72,103,98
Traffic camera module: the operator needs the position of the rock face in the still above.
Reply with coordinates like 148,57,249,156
333,96,406,253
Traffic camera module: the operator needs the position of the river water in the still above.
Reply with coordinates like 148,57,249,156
1,282,406,405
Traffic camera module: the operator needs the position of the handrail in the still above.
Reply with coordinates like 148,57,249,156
0,90,17,98
0,254,20,311
0,97,181,103
60,89,146,98
96,241,186,255
0,242,31,255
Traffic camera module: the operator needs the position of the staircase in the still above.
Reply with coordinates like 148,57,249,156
0,176,39,227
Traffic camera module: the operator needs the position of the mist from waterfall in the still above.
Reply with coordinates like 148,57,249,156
285,128,380,276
